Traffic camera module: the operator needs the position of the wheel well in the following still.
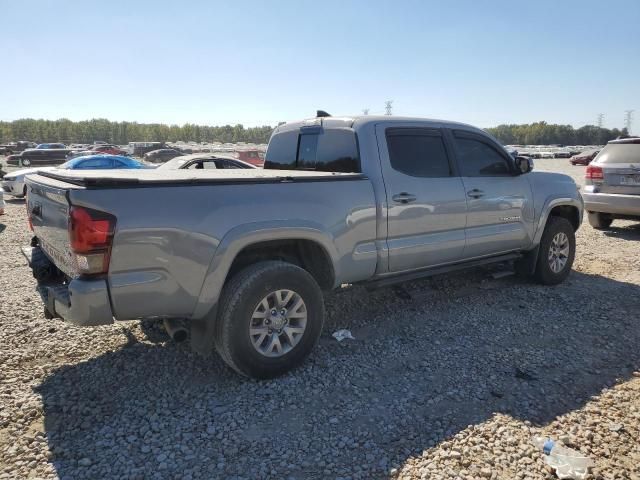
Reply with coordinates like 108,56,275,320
549,205,580,231
227,239,335,290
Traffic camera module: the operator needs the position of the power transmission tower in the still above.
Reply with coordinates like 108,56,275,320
624,110,634,134
362,108,369,116
384,100,393,116
597,113,604,128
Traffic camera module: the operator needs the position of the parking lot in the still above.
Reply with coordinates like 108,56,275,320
0,158,639,479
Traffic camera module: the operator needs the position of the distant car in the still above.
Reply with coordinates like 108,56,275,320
540,151,555,159
35,143,66,149
0,141,37,155
583,138,640,229
554,150,572,158
570,149,600,165
5,153,26,166
156,154,257,170
18,144,72,166
236,149,264,166
143,148,184,163
90,144,127,155
58,155,150,170
67,144,127,159
2,155,149,197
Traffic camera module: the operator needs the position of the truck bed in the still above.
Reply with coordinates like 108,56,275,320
25,168,378,323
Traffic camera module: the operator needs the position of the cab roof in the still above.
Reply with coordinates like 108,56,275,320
274,115,485,135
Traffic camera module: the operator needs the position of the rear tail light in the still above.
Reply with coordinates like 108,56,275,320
586,165,604,181
68,206,116,275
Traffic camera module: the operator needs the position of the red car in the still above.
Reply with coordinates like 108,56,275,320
569,149,600,165
90,144,127,155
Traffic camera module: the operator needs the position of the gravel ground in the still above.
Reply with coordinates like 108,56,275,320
1,158,639,480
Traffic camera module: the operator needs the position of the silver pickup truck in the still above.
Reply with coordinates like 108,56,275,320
23,115,583,378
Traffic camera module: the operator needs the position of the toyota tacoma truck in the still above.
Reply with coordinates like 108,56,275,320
22,114,583,378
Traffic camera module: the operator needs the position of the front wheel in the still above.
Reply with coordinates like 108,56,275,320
588,212,613,230
215,261,325,379
21,158,31,167
534,216,576,285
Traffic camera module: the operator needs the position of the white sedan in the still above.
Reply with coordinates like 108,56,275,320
1,167,56,198
156,154,257,170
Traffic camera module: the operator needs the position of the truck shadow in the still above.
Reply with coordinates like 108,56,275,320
35,270,640,479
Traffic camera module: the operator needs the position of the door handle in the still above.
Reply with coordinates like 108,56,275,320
392,192,417,204
467,189,484,199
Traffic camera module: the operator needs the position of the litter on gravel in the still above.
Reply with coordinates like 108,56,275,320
332,329,355,342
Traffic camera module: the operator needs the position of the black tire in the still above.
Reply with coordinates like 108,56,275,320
534,216,576,285
588,212,613,230
215,261,325,379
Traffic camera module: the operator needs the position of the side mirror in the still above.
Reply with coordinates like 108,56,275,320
515,156,533,174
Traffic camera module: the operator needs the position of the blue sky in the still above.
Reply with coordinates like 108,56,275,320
1,0,639,129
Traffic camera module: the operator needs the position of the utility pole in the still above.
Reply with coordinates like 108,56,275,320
597,113,604,128
384,100,393,116
362,108,369,116
624,110,634,134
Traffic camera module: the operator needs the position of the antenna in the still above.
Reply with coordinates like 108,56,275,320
597,113,604,128
624,110,634,134
384,100,393,116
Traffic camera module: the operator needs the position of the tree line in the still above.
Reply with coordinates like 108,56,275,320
486,121,629,146
0,118,630,146
0,118,275,145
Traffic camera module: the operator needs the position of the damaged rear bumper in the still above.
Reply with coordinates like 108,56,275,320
21,245,114,326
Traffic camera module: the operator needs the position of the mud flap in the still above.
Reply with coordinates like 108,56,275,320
190,304,219,357
515,244,540,276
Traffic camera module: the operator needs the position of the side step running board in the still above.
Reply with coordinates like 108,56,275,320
365,253,522,290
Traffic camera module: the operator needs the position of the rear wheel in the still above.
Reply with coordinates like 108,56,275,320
215,261,324,379
534,216,575,285
588,212,613,230
21,158,31,167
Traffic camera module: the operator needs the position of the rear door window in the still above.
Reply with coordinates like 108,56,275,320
386,128,451,177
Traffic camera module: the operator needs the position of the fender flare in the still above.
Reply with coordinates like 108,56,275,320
191,220,340,320
533,197,583,245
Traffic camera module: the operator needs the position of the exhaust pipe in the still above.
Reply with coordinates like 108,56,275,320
163,319,188,343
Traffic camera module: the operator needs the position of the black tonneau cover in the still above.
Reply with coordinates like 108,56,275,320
34,168,366,188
